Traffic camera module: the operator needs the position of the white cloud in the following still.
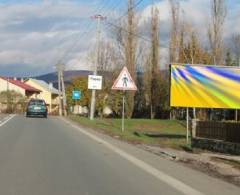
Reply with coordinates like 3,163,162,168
66,57,91,71
0,1,97,76
0,0,239,76
139,0,211,38
0,50,29,64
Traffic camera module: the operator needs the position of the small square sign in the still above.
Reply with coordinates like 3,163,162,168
88,75,103,90
72,90,81,100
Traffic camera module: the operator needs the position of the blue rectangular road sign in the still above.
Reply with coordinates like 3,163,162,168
72,90,81,100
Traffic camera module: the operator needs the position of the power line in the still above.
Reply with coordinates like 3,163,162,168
103,0,147,42
57,24,95,63
68,0,124,69
55,0,122,64
104,20,168,49
99,0,122,15
106,21,150,42
104,0,170,49
61,0,144,59
54,0,147,67
53,1,114,64
117,0,145,20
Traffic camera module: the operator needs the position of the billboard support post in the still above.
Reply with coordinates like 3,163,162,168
186,107,189,143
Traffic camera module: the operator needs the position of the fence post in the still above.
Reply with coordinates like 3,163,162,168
192,119,197,138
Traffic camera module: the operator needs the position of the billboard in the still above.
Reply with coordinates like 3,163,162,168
170,64,240,109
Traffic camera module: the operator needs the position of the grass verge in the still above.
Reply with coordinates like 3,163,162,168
68,115,190,150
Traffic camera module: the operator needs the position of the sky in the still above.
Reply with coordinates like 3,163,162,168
0,0,239,77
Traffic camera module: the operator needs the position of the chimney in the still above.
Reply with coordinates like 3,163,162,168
14,77,17,81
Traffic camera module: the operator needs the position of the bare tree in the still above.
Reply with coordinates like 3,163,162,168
168,0,180,120
124,0,137,118
144,6,160,119
232,34,240,121
179,23,211,65
104,0,137,118
169,0,180,63
98,41,118,72
232,34,240,66
208,0,227,65
178,21,212,119
126,0,136,75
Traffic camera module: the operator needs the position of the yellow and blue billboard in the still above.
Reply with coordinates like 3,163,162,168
170,64,240,109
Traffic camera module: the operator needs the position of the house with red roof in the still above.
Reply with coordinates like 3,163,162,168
0,77,41,98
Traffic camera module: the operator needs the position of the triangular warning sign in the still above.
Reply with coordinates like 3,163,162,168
112,66,137,91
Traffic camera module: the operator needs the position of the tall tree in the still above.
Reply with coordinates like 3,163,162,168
177,21,212,120
150,6,160,119
232,34,240,66
169,0,180,63
208,0,227,65
168,0,180,120
178,22,185,64
144,6,161,119
66,77,90,108
125,0,137,118
225,50,235,66
184,31,211,65
232,34,240,121
208,0,227,120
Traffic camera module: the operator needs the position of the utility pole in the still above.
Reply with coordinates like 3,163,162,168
61,69,67,116
90,14,106,120
57,63,63,116
57,62,67,116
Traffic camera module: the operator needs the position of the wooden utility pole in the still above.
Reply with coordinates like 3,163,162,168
61,70,67,116
89,14,105,120
57,63,67,116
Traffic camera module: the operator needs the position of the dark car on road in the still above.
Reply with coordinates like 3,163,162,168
26,99,48,118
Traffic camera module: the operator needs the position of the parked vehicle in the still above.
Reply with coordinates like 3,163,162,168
26,99,48,118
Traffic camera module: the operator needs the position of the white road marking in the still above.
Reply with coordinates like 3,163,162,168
0,114,16,127
62,118,204,195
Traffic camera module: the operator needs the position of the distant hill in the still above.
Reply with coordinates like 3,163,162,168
35,70,92,83
34,69,169,89
35,70,93,88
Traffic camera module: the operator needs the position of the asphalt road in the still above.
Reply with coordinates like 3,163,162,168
0,115,239,195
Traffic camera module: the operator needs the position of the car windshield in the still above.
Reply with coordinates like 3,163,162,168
29,100,45,106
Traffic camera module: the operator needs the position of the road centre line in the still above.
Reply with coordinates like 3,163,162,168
62,118,204,195
0,114,16,127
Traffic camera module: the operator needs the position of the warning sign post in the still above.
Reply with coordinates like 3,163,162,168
112,66,137,132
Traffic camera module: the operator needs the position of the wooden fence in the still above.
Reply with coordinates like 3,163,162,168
195,121,240,143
